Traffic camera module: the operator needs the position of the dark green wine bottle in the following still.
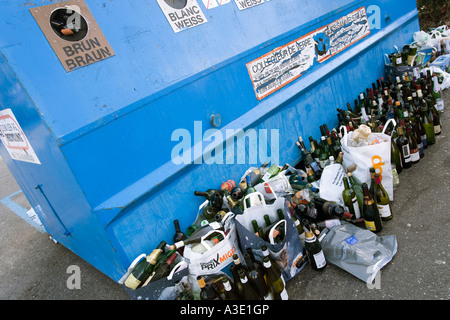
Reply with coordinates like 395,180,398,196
124,241,166,290
362,183,383,233
373,173,393,221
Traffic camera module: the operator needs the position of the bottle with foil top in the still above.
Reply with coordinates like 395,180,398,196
124,240,166,290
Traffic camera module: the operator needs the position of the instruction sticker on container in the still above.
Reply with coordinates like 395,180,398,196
157,0,208,33
246,7,370,100
30,0,115,72
234,0,264,10
0,109,41,165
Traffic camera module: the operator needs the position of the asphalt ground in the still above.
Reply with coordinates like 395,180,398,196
0,92,449,301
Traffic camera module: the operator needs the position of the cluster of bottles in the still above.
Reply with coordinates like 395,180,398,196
124,240,182,290
337,70,444,188
195,248,288,300
387,39,449,68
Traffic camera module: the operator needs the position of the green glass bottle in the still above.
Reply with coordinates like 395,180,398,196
197,276,220,300
391,137,403,174
418,91,436,145
262,256,288,300
373,173,393,221
342,177,361,219
244,253,272,300
260,164,281,183
238,268,262,300
362,183,383,233
221,277,240,300
146,251,178,284
124,240,166,290
347,172,364,214
230,264,245,299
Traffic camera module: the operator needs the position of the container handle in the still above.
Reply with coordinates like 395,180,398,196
118,253,146,284
382,118,397,136
167,261,188,281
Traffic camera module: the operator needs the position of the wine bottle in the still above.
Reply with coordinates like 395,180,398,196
297,138,322,178
347,172,364,213
238,268,262,300
342,177,361,219
318,136,330,168
230,264,245,299
170,221,223,250
418,90,436,145
244,253,273,300
145,251,178,284
405,125,420,164
304,229,327,271
413,122,425,158
124,241,166,290
230,185,245,200
362,183,383,233
260,164,281,183
287,201,306,245
369,167,377,198
373,173,393,221
173,219,187,255
197,276,220,300
262,256,288,300
194,189,224,209
313,197,353,221
245,247,265,277
396,126,412,169
391,137,403,174
221,277,240,300
175,279,193,300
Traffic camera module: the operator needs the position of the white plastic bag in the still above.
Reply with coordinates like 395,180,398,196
340,119,396,200
318,163,347,206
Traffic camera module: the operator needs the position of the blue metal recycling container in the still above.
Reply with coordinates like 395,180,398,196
0,0,420,281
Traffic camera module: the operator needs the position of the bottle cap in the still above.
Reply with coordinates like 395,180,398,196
197,276,206,288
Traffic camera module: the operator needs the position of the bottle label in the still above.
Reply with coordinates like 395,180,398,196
352,197,361,219
124,273,141,290
364,220,376,231
402,145,411,162
324,219,341,228
436,99,444,111
377,204,392,218
417,142,424,155
434,125,441,135
410,149,420,162
313,250,327,269
310,161,321,173
421,134,427,147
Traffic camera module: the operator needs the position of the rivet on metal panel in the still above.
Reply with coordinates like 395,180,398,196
210,114,221,128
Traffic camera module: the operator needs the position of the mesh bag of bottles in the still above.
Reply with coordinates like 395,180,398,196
234,190,306,281
320,223,397,284
339,119,396,201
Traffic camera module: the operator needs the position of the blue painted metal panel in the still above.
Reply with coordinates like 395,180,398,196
0,0,420,281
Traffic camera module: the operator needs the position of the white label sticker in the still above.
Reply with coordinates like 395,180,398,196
234,0,264,11
156,0,208,33
0,109,41,165
202,0,230,9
